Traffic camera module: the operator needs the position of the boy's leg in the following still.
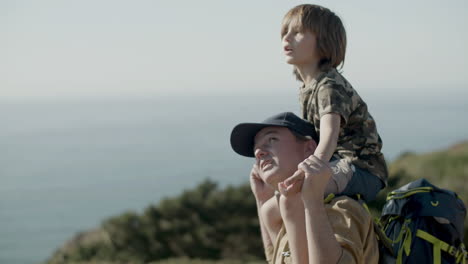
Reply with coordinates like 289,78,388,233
324,158,354,196
325,158,384,202
341,166,384,202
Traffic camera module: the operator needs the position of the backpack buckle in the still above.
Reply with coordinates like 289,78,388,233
448,245,457,256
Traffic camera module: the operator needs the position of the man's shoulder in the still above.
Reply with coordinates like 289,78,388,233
325,196,371,221
260,195,283,231
326,195,363,208
260,195,280,216
327,197,380,263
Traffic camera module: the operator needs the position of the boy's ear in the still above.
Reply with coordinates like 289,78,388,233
304,139,318,156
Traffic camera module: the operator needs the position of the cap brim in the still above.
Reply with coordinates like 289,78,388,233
230,123,272,157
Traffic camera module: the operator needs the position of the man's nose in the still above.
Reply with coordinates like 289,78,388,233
254,147,268,160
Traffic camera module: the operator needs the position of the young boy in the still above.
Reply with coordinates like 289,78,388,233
280,4,388,201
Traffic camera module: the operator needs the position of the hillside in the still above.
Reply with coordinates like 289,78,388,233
46,141,468,264
369,141,468,215
389,141,467,197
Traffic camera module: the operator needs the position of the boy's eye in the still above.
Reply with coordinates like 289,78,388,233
293,29,303,35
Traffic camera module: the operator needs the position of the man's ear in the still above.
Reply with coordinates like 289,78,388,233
304,139,318,156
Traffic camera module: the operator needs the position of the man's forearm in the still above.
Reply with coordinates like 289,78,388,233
280,195,309,264
304,199,342,264
257,200,274,260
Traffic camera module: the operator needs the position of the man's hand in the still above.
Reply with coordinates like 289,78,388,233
279,155,333,200
250,164,275,202
278,170,304,197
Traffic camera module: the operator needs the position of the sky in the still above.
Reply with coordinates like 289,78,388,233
2,2,468,263
1,0,468,100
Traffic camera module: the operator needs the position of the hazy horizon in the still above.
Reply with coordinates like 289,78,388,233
2,0,467,100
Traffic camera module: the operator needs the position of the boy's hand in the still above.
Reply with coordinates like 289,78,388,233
298,155,333,203
250,164,274,202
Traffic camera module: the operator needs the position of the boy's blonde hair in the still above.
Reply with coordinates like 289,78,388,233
281,4,347,80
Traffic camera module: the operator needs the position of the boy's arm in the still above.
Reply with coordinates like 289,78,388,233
313,113,341,162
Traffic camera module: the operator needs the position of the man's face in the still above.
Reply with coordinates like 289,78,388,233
253,127,311,189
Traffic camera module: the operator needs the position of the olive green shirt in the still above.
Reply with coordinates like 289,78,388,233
299,68,388,184
265,196,379,264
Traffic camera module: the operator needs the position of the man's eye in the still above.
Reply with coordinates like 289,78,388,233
269,137,278,143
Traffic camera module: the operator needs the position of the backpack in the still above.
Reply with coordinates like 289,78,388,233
377,178,467,264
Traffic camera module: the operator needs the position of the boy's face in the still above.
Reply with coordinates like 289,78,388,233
282,20,320,67
253,127,312,189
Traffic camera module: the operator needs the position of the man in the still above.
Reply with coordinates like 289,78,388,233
230,112,378,264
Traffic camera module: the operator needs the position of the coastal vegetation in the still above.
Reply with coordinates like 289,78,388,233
46,141,468,264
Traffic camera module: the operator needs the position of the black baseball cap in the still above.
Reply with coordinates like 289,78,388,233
230,112,319,157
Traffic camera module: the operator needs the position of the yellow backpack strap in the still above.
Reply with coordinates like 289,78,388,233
354,194,397,256
396,221,412,264
356,194,371,214
323,193,335,204
458,243,467,264
391,219,412,245
387,187,433,200
416,229,468,264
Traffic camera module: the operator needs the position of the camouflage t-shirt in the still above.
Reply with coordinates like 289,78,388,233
299,68,388,184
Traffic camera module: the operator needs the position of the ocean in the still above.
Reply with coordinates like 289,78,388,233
1,94,467,264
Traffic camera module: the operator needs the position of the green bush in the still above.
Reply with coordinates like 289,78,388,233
47,180,263,264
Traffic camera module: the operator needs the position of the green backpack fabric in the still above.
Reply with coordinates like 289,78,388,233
377,178,467,264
